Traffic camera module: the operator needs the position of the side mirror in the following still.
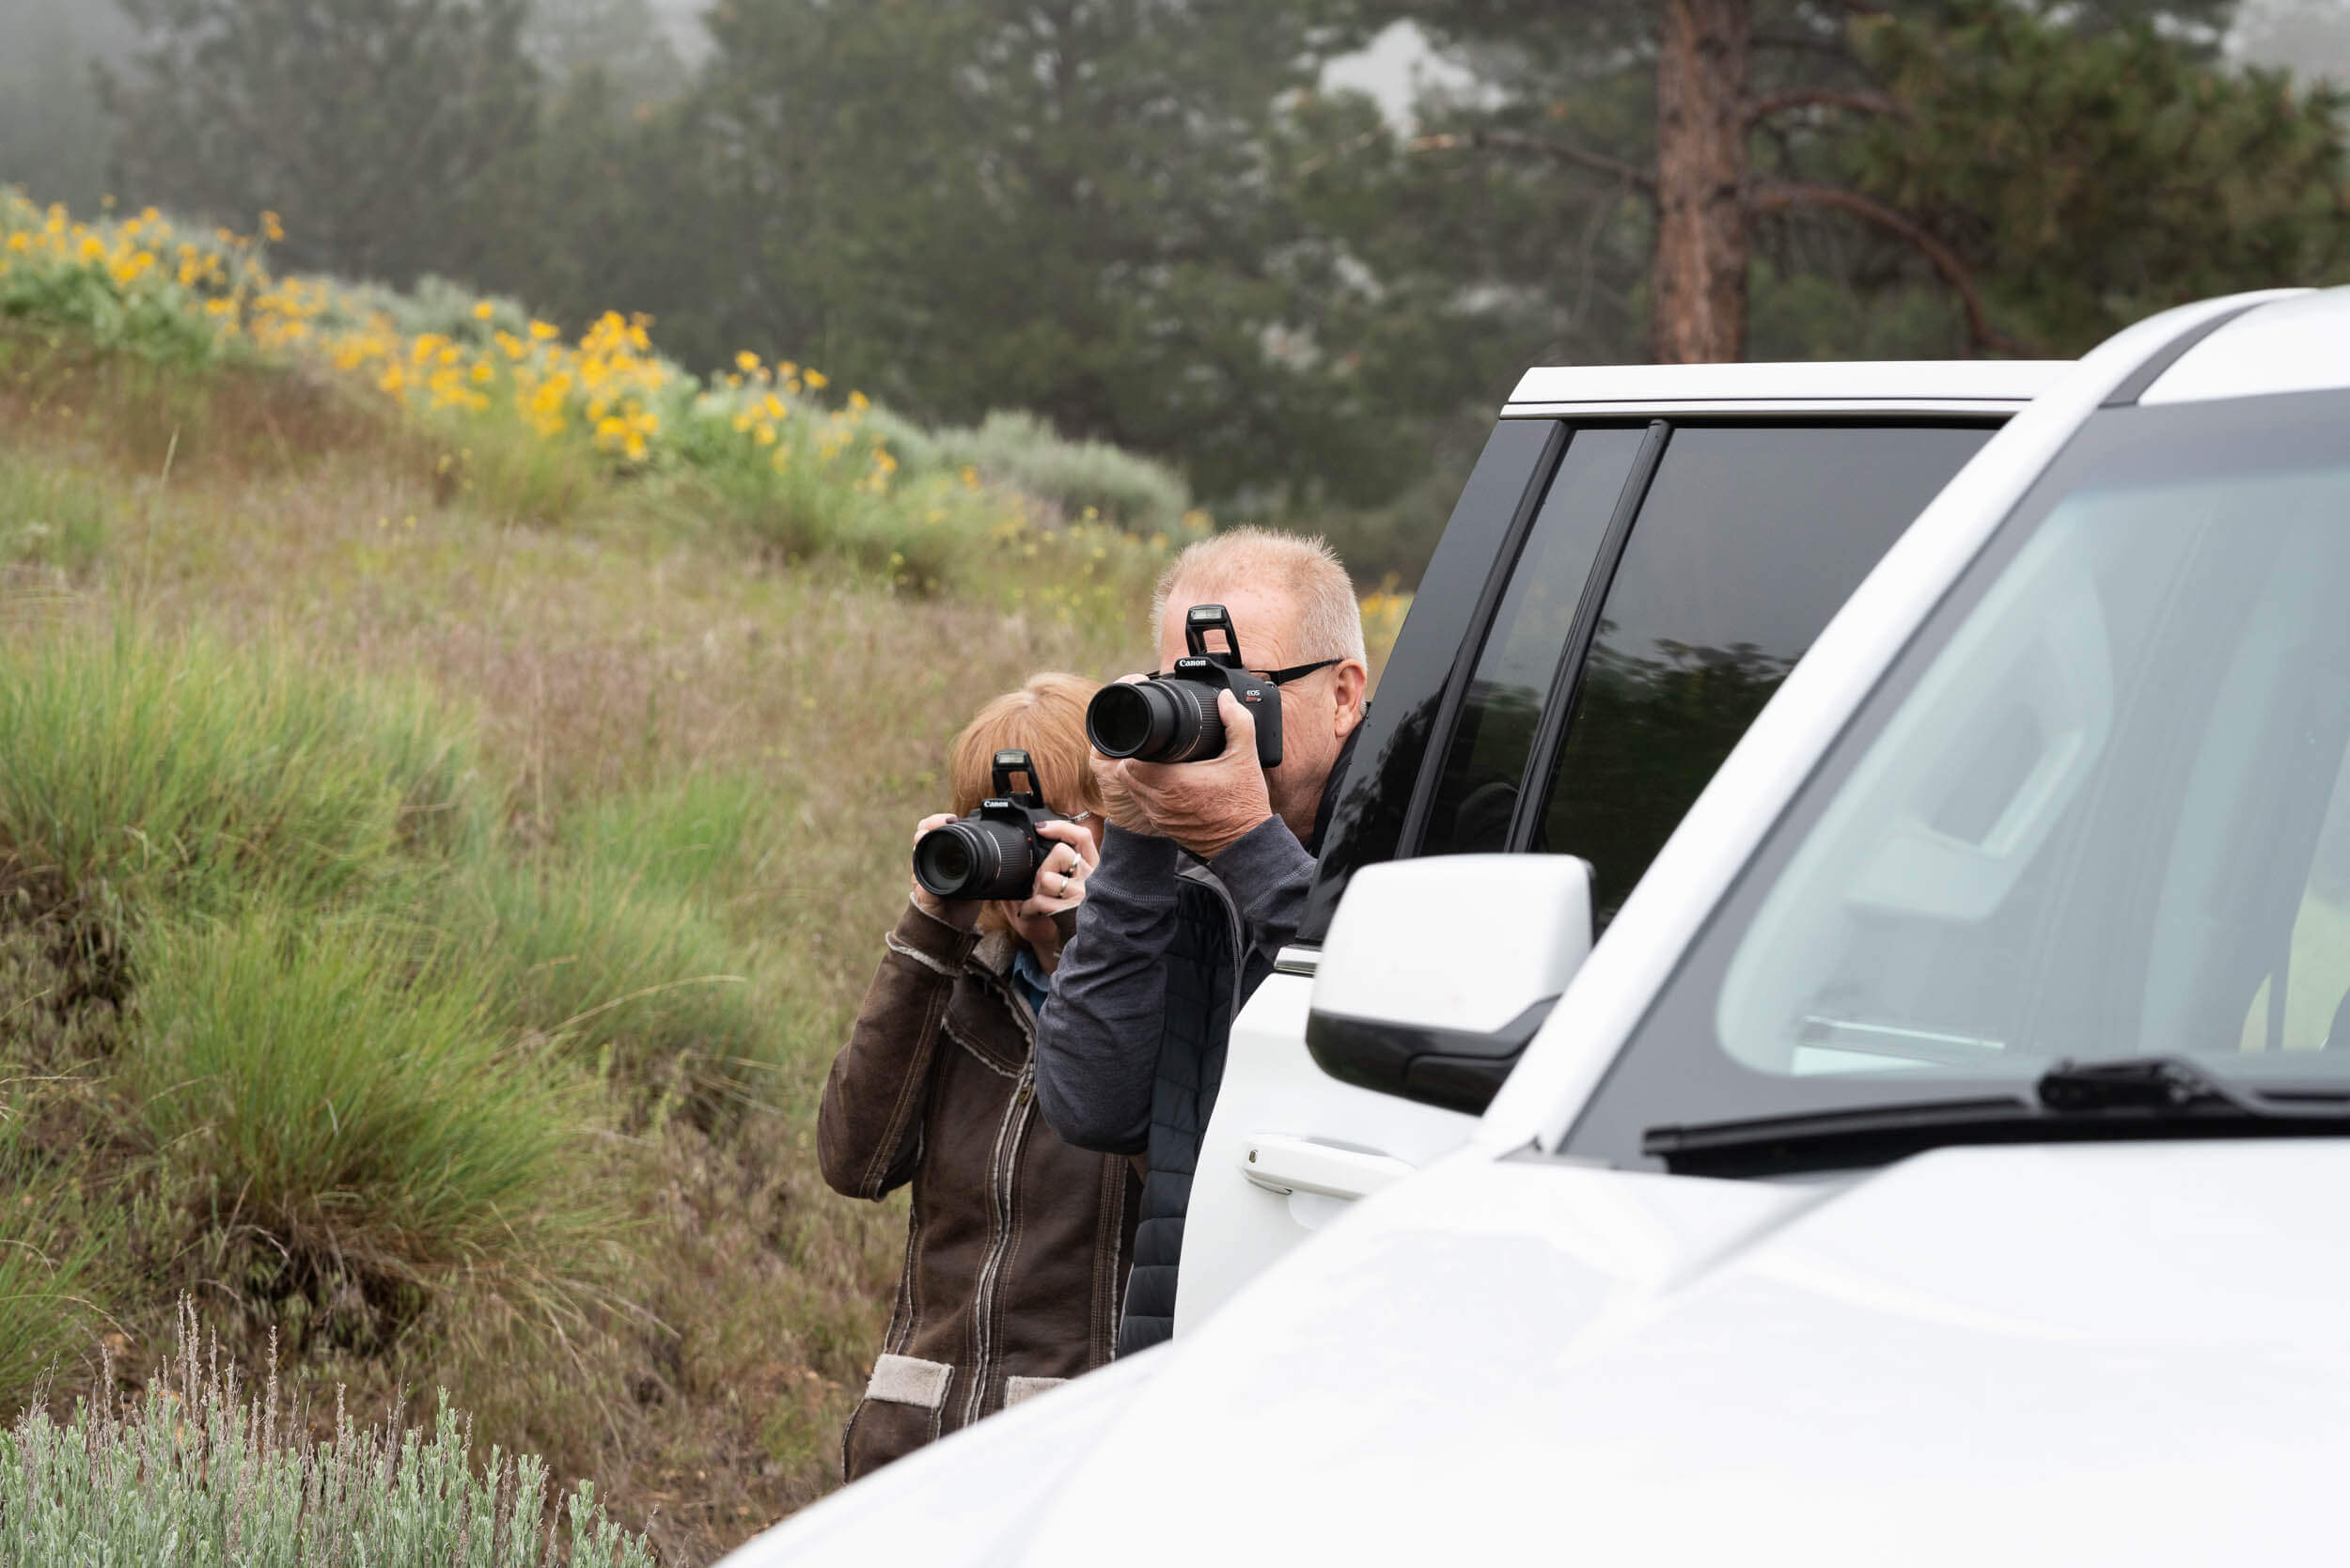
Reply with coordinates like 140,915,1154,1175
1305,855,1594,1115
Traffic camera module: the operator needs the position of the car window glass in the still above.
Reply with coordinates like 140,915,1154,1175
1533,425,1994,925
2238,739,2350,1054
1554,394,2350,1172
1723,460,2350,1075
1418,427,1646,857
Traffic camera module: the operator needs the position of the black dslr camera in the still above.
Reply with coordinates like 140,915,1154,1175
913,750,1064,902
1085,604,1283,768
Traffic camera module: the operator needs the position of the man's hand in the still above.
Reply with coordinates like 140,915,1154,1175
1092,749,1155,836
1118,690,1274,861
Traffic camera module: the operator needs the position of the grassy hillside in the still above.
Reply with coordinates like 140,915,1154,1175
0,193,1422,1562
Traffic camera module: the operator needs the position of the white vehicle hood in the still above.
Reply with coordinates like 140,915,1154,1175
734,1138,2350,1566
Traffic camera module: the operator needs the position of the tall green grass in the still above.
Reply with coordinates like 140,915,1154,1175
453,858,776,1100
0,1310,655,1567
563,775,784,910
128,912,595,1296
0,449,106,578
0,627,478,929
422,402,601,528
0,619,822,1377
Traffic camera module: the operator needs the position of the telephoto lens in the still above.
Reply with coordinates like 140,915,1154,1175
913,816,1043,902
1087,678,1224,764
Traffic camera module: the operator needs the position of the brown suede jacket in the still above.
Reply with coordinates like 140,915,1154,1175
819,898,1141,1482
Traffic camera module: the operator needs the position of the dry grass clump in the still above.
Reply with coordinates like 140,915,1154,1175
0,1112,106,1406
0,324,402,482
0,624,477,928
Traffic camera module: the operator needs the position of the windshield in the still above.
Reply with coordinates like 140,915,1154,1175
1562,390,2350,1168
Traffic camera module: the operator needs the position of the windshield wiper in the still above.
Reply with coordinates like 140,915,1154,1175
2038,1055,2249,1111
1642,1055,2350,1177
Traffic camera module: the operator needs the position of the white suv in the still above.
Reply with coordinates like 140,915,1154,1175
734,289,2350,1565
1186,357,2062,1328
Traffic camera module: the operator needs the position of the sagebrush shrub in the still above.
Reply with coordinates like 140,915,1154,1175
0,1309,656,1567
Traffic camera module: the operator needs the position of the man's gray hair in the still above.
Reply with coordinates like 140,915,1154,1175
1152,526,1366,665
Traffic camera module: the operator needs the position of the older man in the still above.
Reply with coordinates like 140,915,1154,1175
1034,527,1370,1355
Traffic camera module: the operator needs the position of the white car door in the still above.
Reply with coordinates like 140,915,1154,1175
1172,418,1648,1331
1173,414,2012,1332
1174,967,1469,1332
1177,864,1596,1332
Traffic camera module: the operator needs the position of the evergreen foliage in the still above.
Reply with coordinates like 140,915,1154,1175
23,0,2350,560
100,0,541,288
1852,0,2350,352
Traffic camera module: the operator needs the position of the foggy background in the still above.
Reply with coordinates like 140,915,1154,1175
7,0,2350,584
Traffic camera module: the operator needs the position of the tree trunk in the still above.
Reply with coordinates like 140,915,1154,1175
1652,0,1752,363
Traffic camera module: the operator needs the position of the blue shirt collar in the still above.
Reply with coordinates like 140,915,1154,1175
1010,944,1052,1012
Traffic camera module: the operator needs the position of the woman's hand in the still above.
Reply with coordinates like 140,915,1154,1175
1003,818,1101,967
909,812,982,931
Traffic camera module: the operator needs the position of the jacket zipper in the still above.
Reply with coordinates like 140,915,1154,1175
962,992,1036,1431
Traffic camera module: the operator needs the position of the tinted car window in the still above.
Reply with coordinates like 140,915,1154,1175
1561,391,2350,1175
1418,427,1648,856
1533,424,1994,924
1301,419,1566,941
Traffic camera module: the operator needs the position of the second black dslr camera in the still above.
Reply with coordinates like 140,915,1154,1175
1086,604,1283,768
912,750,1064,902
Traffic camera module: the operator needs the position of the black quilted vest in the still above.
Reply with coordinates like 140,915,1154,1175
1112,729,1355,1356
1117,866,1263,1356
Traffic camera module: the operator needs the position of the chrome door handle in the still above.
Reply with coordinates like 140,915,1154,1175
1241,1134,1415,1200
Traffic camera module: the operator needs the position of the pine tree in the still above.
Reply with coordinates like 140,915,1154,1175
1334,0,2332,361
683,0,1403,505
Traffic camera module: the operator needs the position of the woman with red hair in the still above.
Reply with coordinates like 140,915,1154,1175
818,672,1137,1481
